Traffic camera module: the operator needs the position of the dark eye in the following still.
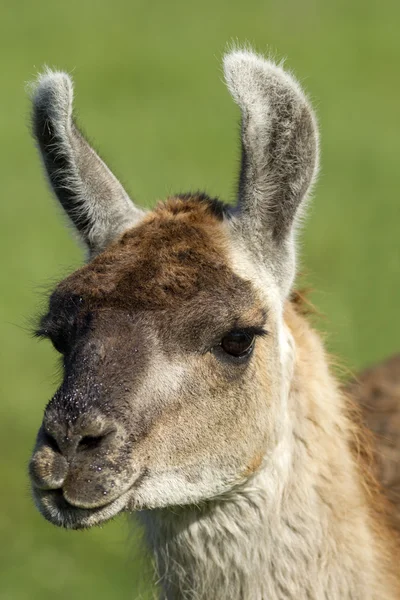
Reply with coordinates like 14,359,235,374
220,330,255,358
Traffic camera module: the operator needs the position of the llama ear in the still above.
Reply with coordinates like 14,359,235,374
31,69,144,256
223,50,319,293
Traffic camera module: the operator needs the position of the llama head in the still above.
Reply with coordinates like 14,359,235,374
29,50,319,529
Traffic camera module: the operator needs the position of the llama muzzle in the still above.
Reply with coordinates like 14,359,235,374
29,409,138,526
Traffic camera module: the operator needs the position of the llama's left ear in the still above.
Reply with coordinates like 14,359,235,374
31,69,144,257
224,50,319,295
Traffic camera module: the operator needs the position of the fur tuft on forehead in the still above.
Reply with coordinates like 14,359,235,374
165,193,231,221
54,194,260,320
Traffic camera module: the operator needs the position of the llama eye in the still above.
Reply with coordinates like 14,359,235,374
220,330,255,358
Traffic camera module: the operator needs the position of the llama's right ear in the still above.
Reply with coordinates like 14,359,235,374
31,69,144,256
224,50,319,295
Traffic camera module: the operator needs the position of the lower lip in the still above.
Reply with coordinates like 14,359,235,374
33,486,134,529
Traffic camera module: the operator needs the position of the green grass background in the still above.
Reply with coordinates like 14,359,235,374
0,0,399,598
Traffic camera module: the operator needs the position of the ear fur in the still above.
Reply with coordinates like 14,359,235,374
31,69,144,256
223,49,319,294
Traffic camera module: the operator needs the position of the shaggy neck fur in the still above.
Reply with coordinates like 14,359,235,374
138,304,399,600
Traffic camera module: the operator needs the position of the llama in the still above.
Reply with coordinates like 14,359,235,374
28,50,400,599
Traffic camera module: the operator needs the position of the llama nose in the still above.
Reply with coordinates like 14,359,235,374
43,414,115,458
30,416,116,491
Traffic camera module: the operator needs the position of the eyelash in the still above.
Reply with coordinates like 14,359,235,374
213,326,267,345
34,326,69,355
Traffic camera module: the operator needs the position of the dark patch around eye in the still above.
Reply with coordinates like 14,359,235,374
34,293,88,355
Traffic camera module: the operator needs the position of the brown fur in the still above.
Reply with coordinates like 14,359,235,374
56,197,260,316
346,355,400,534
242,452,264,477
44,196,267,363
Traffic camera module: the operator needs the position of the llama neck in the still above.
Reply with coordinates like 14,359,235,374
139,455,383,600
137,307,398,600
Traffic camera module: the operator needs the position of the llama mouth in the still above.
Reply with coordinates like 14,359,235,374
32,486,134,530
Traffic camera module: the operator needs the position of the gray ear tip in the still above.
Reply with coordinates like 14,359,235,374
28,68,74,121
223,49,280,79
223,48,304,106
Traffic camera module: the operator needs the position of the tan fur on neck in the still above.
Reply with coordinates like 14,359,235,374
285,302,400,597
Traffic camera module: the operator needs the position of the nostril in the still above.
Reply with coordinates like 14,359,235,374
77,435,105,452
44,431,61,454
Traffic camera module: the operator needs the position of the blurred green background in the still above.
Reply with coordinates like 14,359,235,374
0,0,399,598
